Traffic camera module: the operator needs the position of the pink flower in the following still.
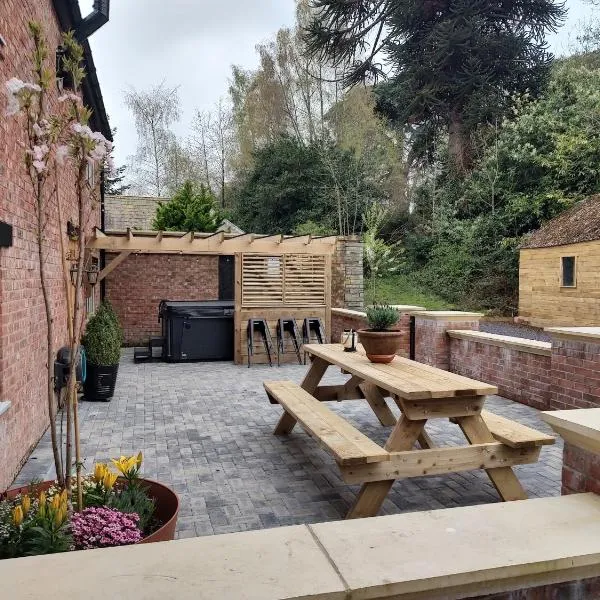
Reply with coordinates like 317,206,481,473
56,145,69,165
71,507,142,550
58,93,80,103
32,160,47,174
4,78,41,116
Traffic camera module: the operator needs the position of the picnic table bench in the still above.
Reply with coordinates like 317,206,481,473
265,344,554,519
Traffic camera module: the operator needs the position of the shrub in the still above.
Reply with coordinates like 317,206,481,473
82,301,123,366
366,304,400,331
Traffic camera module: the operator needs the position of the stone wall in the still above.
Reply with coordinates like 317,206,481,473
104,253,219,345
0,0,100,491
332,237,363,310
104,195,163,231
448,331,552,410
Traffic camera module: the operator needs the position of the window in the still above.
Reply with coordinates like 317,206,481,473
561,256,576,287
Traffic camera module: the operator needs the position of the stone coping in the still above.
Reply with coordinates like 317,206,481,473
545,327,600,343
331,306,425,319
543,408,600,454
412,310,484,321
447,330,552,356
3,495,600,599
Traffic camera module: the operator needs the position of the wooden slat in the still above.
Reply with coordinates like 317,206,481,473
304,344,497,399
339,443,541,484
481,410,555,448
395,396,484,420
265,381,389,465
98,250,132,282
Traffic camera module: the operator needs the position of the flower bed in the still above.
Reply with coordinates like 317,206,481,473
0,455,179,559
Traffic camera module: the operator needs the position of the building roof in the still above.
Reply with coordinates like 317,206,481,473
521,196,600,249
52,0,112,140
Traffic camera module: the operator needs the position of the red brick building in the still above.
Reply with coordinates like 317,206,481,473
0,0,111,490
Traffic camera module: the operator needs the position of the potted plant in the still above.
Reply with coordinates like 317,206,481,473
82,301,123,401
358,304,402,363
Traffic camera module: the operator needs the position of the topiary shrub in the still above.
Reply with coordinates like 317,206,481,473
365,304,400,331
82,301,123,366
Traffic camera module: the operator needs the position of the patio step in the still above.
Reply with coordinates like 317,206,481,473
265,380,389,466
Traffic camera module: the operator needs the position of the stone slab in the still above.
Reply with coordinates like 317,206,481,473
447,330,552,356
0,525,347,600
545,326,600,342
310,494,600,599
543,408,600,454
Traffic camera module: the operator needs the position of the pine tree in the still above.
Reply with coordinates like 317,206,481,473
104,127,130,195
306,0,566,173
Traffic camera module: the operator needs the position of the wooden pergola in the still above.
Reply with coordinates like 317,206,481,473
87,228,338,364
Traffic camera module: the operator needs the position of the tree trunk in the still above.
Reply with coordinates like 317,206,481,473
448,111,471,174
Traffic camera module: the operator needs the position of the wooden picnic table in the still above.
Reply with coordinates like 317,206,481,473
265,344,554,519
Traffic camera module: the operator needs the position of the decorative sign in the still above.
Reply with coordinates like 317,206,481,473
0,221,13,248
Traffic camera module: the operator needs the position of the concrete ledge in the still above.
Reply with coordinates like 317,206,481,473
3,495,600,599
331,308,367,319
545,327,600,343
543,408,600,454
412,310,483,321
448,330,552,357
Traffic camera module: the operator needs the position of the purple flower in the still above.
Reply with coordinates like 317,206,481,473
71,507,142,550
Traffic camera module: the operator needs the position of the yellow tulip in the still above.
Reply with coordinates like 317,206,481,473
103,471,118,490
136,451,143,469
22,494,31,514
59,489,68,506
54,506,66,527
111,455,137,475
38,492,47,518
93,463,107,483
51,494,60,511
12,505,23,527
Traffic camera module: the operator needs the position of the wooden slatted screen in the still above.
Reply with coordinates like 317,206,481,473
241,254,326,307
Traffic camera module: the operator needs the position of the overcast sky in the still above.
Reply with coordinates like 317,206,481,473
80,0,596,169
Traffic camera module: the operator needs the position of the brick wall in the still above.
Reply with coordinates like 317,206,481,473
0,0,100,490
449,335,552,410
549,333,600,410
104,195,163,231
104,253,219,345
414,313,482,371
561,442,600,496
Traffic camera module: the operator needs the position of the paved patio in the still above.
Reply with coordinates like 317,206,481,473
16,350,563,538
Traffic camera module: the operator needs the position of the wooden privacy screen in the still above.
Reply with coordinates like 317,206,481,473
241,254,327,307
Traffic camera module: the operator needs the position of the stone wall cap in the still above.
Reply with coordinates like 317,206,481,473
545,326,600,342
542,408,600,454
388,305,426,312
331,307,367,319
412,311,484,320
447,330,551,356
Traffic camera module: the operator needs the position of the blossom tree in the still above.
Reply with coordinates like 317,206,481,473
4,22,112,507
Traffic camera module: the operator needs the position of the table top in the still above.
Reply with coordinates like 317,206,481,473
303,344,498,400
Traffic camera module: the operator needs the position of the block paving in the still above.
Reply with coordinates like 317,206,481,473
16,350,562,539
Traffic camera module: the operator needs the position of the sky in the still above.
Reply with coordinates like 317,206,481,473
80,0,597,169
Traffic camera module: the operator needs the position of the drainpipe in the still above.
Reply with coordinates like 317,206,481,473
76,0,110,41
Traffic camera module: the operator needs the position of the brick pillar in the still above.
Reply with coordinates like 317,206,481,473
547,328,600,411
414,311,483,370
331,237,364,310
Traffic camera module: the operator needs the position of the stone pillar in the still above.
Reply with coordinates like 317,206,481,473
331,237,364,310
547,328,600,411
543,409,600,496
413,311,483,370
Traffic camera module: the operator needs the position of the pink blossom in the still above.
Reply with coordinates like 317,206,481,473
56,145,69,165
71,507,142,550
58,93,80,103
4,78,41,116
32,160,47,174
32,144,49,161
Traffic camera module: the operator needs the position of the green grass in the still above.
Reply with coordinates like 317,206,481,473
364,274,453,310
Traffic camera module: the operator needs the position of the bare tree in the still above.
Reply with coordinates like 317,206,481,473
208,98,234,208
125,82,180,196
190,110,214,193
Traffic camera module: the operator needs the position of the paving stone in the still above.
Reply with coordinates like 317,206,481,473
14,349,563,536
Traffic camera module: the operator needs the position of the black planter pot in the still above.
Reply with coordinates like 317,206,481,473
84,363,119,401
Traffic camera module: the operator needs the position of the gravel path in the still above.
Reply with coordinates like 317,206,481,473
480,321,551,342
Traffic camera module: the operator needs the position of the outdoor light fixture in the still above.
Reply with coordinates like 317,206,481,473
70,263,100,286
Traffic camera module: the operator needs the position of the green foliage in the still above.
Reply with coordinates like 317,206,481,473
365,305,400,331
153,180,222,232
107,482,156,534
365,274,452,310
82,301,123,366
231,136,381,234
293,220,336,236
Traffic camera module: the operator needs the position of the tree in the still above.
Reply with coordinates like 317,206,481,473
125,82,180,196
104,127,130,196
153,180,222,232
306,0,566,173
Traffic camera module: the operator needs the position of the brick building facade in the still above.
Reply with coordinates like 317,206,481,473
0,0,110,490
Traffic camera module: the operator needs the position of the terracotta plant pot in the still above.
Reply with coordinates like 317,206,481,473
5,477,179,544
358,329,403,364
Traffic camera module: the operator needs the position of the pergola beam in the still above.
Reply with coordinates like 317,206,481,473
87,231,338,256
98,251,132,282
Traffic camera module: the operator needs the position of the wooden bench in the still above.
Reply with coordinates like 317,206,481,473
481,410,555,448
264,380,389,466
